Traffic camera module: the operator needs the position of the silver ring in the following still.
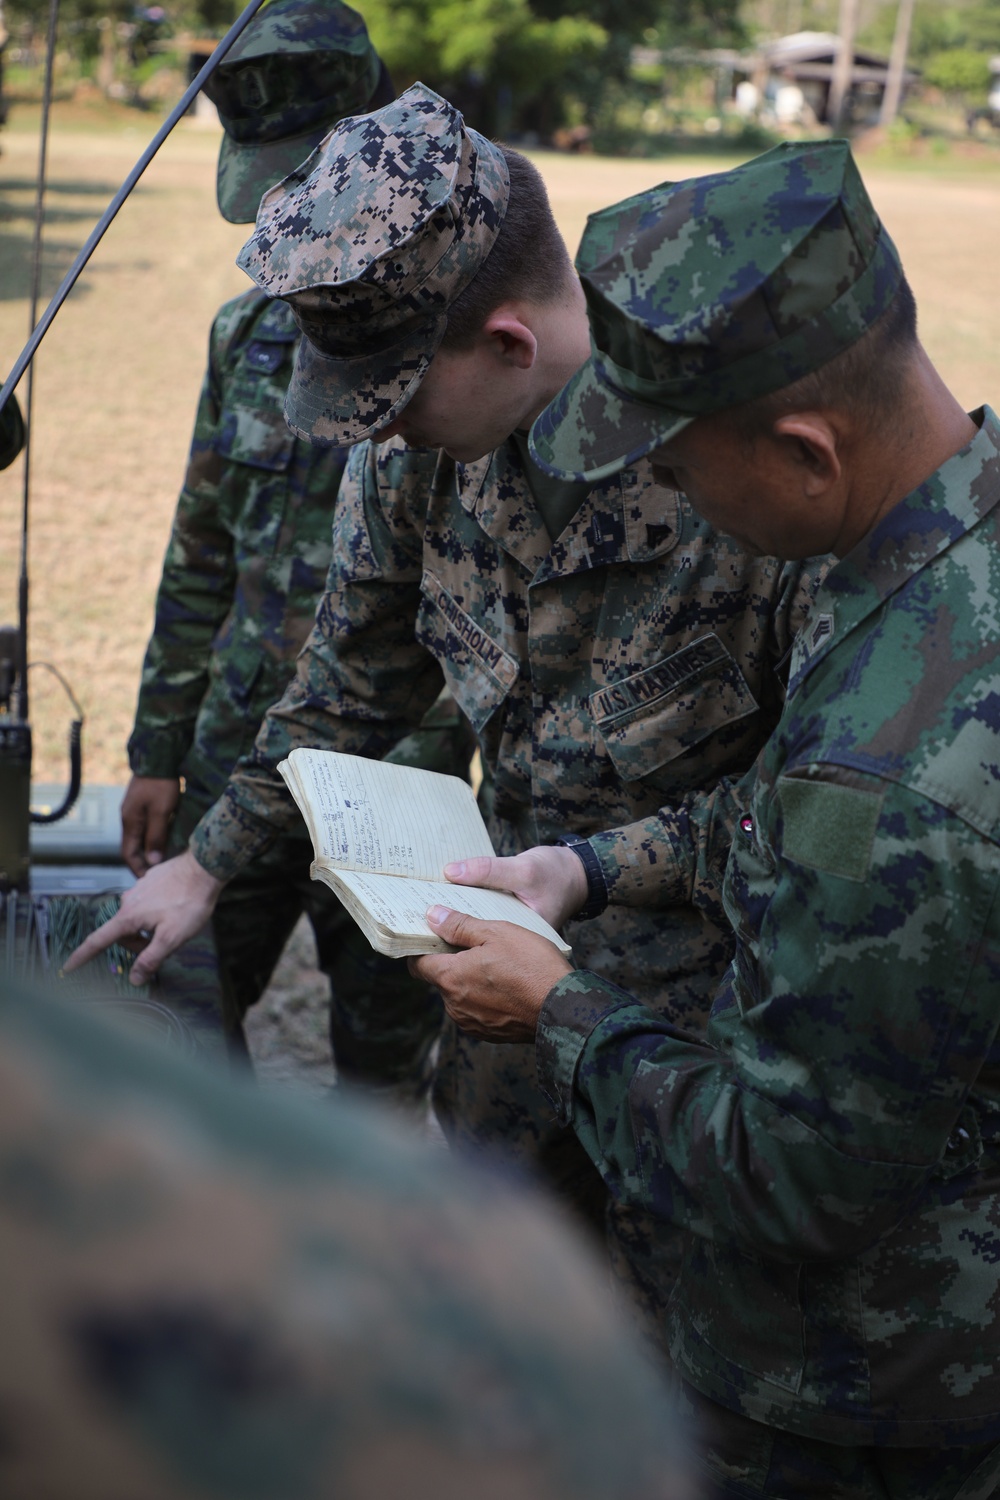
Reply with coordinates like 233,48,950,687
137,927,153,941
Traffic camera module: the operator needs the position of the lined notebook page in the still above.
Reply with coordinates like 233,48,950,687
279,748,494,878
333,870,573,954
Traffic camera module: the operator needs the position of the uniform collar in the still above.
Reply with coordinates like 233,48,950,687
790,406,1000,694
455,442,680,580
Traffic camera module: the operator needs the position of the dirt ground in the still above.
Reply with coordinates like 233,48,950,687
2,108,999,1082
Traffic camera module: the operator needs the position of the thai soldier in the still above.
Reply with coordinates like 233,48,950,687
123,4,468,1091
72,88,822,1330
412,142,1000,1497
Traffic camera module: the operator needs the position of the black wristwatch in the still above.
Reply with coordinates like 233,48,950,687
553,832,609,920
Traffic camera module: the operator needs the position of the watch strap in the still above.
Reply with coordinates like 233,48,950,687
553,833,608,920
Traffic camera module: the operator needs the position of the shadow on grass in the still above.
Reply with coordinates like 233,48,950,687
0,229,99,303
0,177,156,303
0,179,125,197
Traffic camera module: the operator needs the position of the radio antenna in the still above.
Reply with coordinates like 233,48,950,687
0,0,268,882
0,0,268,420
16,0,60,725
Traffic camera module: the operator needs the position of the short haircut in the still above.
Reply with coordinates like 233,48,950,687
441,146,574,348
726,275,919,442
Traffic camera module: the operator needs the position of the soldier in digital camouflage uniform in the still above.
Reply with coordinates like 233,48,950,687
412,141,1000,1498
76,86,822,1326
124,3,469,1089
0,980,697,1500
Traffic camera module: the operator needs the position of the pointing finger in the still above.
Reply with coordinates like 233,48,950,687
63,910,132,973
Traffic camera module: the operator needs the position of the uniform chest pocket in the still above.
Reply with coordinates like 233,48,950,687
589,633,759,782
243,339,288,377
214,404,298,556
215,403,296,474
415,569,519,735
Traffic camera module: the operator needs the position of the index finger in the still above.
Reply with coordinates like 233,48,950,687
63,910,133,973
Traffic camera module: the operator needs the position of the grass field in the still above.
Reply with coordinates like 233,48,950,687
2,106,1000,788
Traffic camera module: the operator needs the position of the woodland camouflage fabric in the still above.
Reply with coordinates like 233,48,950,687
0,983,695,1500
537,409,1000,1449
127,290,340,798
529,138,903,485
128,288,464,1082
237,83,509,445
189,430,820,1318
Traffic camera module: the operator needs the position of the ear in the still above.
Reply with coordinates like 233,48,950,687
482,309,538,371
772,413,842,495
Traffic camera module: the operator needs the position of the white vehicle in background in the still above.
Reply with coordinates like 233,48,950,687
967,55,1000,133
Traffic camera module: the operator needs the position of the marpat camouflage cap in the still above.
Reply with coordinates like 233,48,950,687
529,139,903,482
237,84,510,445
204,0,383,224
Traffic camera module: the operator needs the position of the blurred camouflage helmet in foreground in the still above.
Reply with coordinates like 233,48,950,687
204,0,391,225
237,83,510,445
0,983,696,1500
529,139,903,482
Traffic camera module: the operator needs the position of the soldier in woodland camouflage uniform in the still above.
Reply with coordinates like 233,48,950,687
413,142,1000,1497
76,87,821,1325
124,3,468,1088
0,981,697,1500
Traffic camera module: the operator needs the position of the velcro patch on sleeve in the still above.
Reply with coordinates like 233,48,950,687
776,773,883,882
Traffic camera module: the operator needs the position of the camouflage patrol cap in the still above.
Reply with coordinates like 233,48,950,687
204,0,383,224
529,139,903,482
236,83,510,445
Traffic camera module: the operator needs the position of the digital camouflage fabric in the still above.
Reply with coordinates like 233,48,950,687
676,1379,1000,1499
204,0,384,224
0,982,696,1500
199,97,818,1332
236,83,510,445
128,289,467,1084
188,426,821,1328
529,139,903,484
536,410,1000,1451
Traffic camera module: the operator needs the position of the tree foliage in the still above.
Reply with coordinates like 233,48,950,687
359,0,747,134
3,0,748,134
358,0,606,132
860,0,1000,63
922,47,992,98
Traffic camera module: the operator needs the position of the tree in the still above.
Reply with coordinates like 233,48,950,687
359,0,746,137
358,0,604,135
879,0,916,127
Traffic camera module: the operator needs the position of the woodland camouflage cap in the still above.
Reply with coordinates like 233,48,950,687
529,139,903,482
237,83,510,444
204,0,382,224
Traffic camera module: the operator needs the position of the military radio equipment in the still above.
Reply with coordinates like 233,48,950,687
0,0,266,1014
0,625,31,893
0,0,73,905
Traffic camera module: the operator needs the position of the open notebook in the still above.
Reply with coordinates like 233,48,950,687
278,748,572,959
